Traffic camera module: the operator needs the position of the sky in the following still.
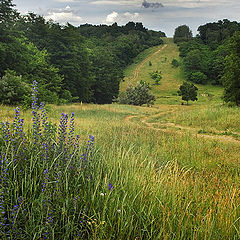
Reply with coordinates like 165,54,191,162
12,0,240,36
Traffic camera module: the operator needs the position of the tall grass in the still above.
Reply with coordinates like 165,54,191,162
0,84,239,239
171,105,240,133
0,82,101,239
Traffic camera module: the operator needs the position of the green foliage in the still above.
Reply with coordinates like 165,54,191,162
178,19,240,88
59,89,77,104
0,2,166,104
171,58,179,68
90,46,122,104
222,32,240,105
198,19,240,49
0,0,19,27
15,13,165,104
189,71,207,84
150,70,162,85
118,81,155,106
178,82,198,104
0,70,30,105
173,25,192,43
149,61,152,66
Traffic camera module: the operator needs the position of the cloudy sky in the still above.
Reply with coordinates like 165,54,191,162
13,0,240,36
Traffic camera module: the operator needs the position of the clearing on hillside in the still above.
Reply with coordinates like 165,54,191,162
121,38,223,105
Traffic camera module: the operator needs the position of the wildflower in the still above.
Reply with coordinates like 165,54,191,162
108,183,115,190
100,193,105,197
68,112,75,142
117,209,121,213
58,112,68,150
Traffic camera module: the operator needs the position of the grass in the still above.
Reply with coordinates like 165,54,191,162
0,39,240,239
1,102,239,239
120,38,224,105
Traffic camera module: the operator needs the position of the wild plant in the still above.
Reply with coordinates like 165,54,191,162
0,81,96,239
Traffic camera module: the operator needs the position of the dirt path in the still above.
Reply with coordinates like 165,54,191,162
125,113,240,144
124,39,240,144
131,45,167,82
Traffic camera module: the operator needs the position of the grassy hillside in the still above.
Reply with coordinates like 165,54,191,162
0,39,240,239
121,38,223,105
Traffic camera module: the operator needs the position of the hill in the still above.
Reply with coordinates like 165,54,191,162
0,39,240,239
121,38,223,105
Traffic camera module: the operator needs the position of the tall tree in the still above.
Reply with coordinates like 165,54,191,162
0,0,19,43
90,46,122,104
222,32,240,105
173,25,192,44
0,0,19,24
45,23,93,102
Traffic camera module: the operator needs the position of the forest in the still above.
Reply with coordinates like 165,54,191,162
174,20,240,105
0,0,165,105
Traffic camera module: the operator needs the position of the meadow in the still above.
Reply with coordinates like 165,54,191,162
0,39,240,239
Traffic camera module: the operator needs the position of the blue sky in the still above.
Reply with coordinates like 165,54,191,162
13,0,240,36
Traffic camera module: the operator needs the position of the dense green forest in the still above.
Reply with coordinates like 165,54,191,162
0,0,165,105
174,20,240,105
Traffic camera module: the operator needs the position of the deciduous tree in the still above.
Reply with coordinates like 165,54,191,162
222,32,240,105
178,82,198,105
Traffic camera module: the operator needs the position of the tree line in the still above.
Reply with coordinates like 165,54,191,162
173,20,240,105
0,0,165,105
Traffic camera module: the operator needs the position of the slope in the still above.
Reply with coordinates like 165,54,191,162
120,38,223,105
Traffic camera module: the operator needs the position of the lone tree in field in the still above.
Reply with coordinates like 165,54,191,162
178,82,198,105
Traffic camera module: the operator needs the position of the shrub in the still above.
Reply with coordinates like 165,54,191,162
0,70,31,105
150,70,162,85
117,81,155,106
171,58,179,68
189,71,207,84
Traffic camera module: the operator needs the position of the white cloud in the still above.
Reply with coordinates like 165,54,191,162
105,11,119,23
124,12,139,18
104,11,140,24
161,0,234,8
45,7,83,24
91,0,236,9
54,0,75,2
91,0,141,6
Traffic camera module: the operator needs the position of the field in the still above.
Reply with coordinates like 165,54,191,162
0,39,240,239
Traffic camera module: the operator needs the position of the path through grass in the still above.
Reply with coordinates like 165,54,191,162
0,39,239,239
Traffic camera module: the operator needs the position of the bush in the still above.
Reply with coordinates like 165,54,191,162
0,70,31,105
117,81,155,106
189,71,207,84
171,59,179,68
150,70,162,85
